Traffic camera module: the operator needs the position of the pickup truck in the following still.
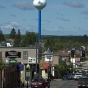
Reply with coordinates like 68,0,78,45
77,77,88,88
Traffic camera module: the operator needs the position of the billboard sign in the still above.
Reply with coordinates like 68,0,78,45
45,55,53,61
76,58,80,62
5,51,21,58
28,57,38,64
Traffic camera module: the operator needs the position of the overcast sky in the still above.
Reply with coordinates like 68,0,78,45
0,0,88,35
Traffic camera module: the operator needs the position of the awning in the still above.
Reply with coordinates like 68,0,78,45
43,62,52,69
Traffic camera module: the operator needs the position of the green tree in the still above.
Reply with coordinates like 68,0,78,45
14,29,21,47
44,39,51,50
9,28,16,39
66,64,73,73
0,60,5,71
75,54,81,58
0,29,5,42
55,62,66,78
55,62,65,73
21,31,31,47
21,31,36,47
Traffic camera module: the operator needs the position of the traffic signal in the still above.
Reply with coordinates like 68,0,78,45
82,51,85,57
71,50,74,58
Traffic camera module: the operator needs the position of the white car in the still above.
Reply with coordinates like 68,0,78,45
74,73,83,80
83,68,88,72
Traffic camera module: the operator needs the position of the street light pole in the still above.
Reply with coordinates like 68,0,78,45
26,64,30,88
27,77,28,88
36,34,37,77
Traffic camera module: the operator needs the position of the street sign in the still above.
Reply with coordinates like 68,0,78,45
9,59,17,64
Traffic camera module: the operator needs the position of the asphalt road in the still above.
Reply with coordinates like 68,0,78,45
16,80,78,88
50,80,78,88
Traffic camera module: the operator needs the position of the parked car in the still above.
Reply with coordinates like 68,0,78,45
70,73,75,79
63,74,72,80
77,77,88,88
74,73,83,80
31,78,48,88
83,68,88,72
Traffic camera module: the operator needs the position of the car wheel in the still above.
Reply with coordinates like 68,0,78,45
64,78,66,80
40,85,44,88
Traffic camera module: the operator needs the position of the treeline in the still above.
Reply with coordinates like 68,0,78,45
43,35,88,51
0,28,88,51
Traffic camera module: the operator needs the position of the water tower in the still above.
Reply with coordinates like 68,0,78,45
33,0,47,42
33,0,47,76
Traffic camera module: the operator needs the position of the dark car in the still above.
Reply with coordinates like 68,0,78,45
70,73,75,79
77,77,88,88
31,78,48,88
63,74,72,80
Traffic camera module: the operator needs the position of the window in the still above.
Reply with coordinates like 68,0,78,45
23,51,28,59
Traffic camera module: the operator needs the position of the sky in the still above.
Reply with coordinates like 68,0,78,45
0,0,88,36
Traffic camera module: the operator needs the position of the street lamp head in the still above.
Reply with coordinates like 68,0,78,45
33,0,47,10
26,64,30,68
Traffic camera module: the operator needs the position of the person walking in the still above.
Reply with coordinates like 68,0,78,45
47,79,51,88
18,79,21,87
22,78,25,87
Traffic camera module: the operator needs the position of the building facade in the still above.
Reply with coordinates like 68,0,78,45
0,47,71,80
0,47,38,80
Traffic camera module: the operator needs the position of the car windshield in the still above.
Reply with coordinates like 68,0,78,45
64,75,70,77
32,78,44,82
76,74,82,75
72,74,75,75
79,78,88,81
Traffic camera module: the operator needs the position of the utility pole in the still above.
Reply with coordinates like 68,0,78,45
35,34,37,78
71,48,75,73
36,47,37,77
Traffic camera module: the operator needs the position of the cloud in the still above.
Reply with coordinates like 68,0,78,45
85,17,87,19
13,1,35,10
0,4,6,8
44,27,59,31
57,17,70,21
81,11,88,15
1,22,19,30
63,2,85,8
58,26,64,30
11,14,16,17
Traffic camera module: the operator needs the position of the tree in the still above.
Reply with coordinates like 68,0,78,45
21,31,36,47
0,29,5,42
14,29,21,47
66,64,73,73
0,60,5,71
9,28,16,39
55,62,66,78
55,62,65,73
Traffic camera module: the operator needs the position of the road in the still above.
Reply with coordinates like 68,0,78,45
50,80,78,88
16,80,78,88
